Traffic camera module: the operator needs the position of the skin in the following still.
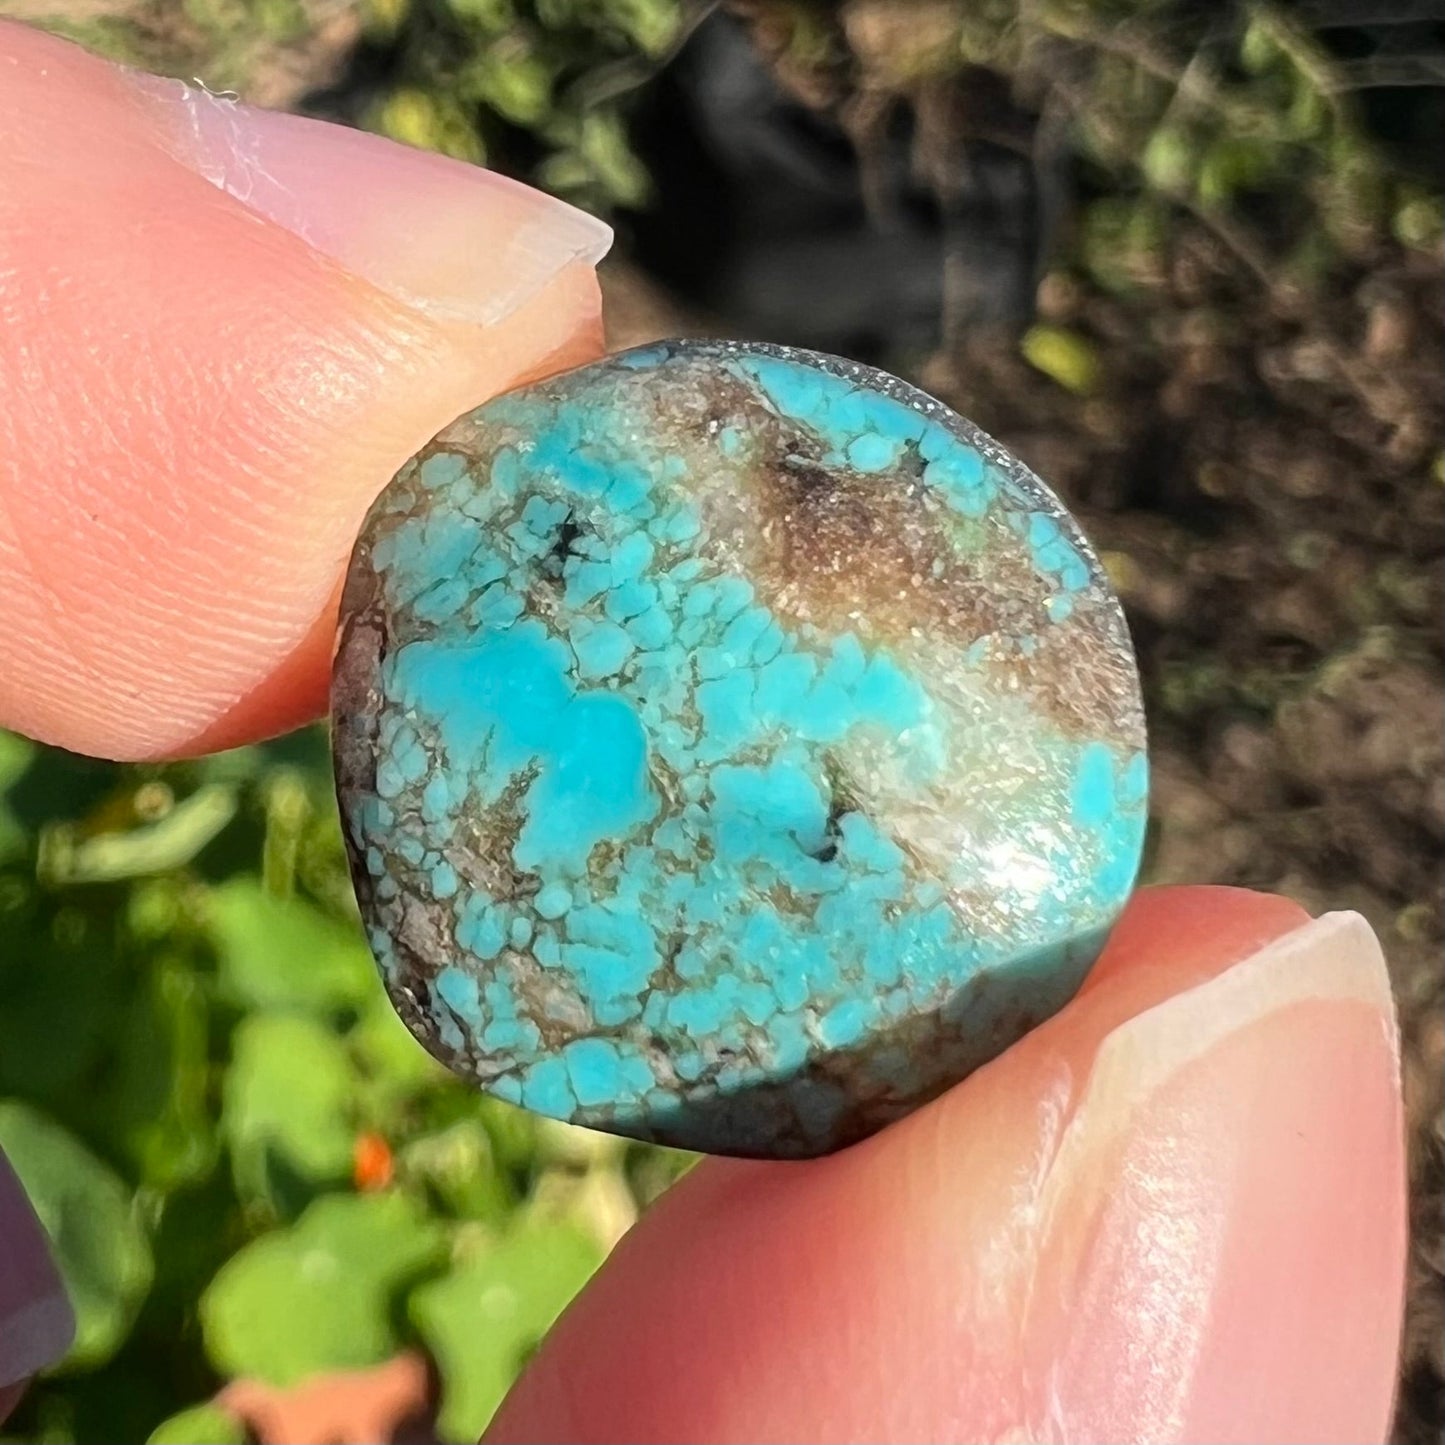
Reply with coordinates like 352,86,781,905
0,23,1408,1443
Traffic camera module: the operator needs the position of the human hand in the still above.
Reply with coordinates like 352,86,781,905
0,23,1407,1441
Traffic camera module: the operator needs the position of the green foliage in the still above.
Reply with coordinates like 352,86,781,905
209,877,373,1015
0,728,680,1441
145,1403,246,1445
201,1192,445,1384
221,1014,359,1212
17,0,682,213
958,0,1445,317
354,0,682,211
411,1222,603,1439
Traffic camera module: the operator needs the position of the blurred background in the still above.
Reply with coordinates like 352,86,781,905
0,0,1441,1440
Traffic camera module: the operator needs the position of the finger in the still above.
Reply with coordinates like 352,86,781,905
488,886,1406,1445
0,1150,75,1421
0,22,609,759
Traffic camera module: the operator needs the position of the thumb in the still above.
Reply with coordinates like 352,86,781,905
0,22,609,759
488,887,1406,1444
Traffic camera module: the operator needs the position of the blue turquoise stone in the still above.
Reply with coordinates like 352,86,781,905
332,341,1147,1158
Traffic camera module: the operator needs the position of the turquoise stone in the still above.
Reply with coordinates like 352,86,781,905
332,341,1147,1158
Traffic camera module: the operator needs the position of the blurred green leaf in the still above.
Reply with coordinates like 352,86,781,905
38,786,236,885
350,986,448,1117
540,110,651,208
1141,125,1195,193
372,88,486,164
1286,74,1328,141
410,1223,603,1442
627,1141,696,1208
475,1096,543,1178
1239,18,1277,75
0,1102,153,1369
221,1014,357,1211
610,0,680,56
145,1402,246,1445
446,0,512,24
260,770,312,899
0,915,123,1103
526,1161,636,1250
201,1192,445,1386
255,0,306,41
0,731,36,863
2,746,119,836
1394,186,1444,252
1021,325,1101,395
1080,198,1167,292
101,958,216,1193
361,0,412,40
1197,136,1278,208
462,45,555,124
400,1120,514,1222
209,878,374,1015
194,732,328,792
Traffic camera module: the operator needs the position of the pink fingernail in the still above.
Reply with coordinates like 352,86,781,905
125,74,612,325
0,1152,74,1387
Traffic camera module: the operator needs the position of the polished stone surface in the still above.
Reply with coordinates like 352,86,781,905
332,341,1147,1157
